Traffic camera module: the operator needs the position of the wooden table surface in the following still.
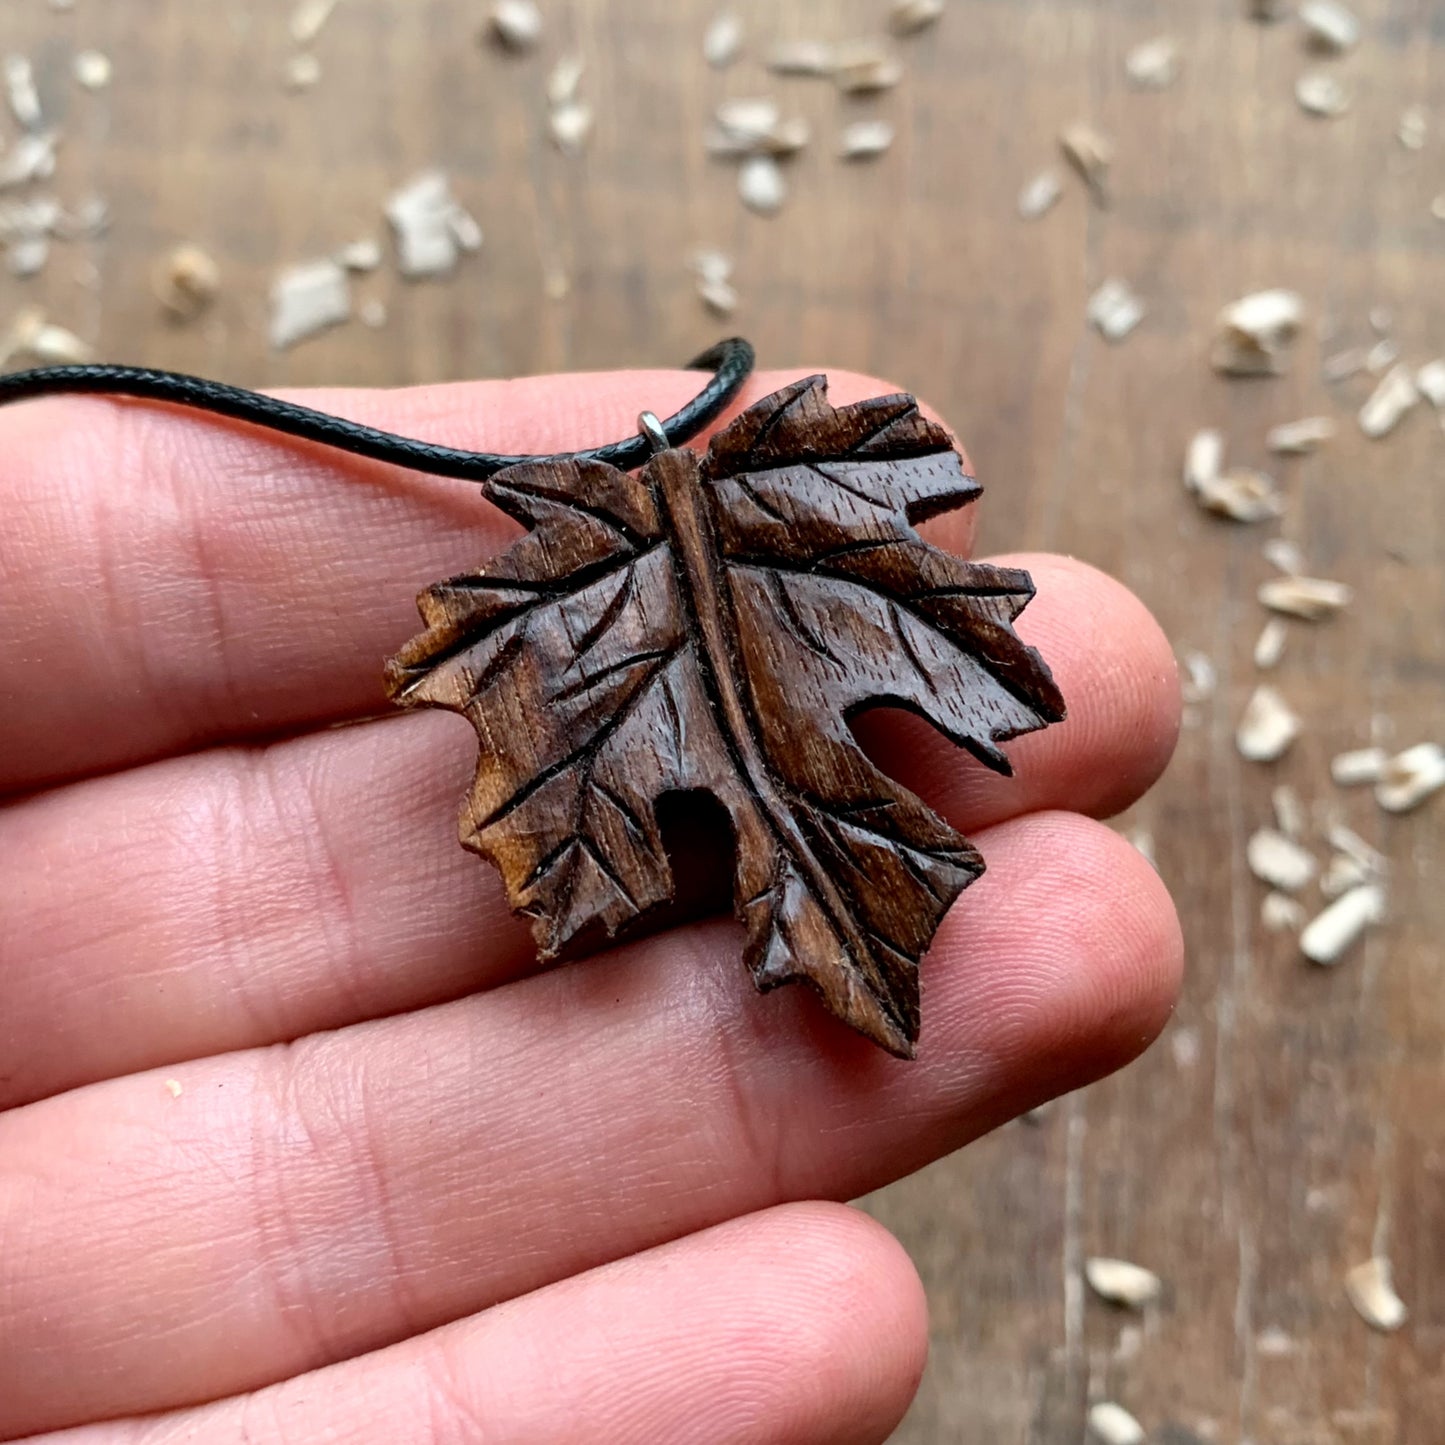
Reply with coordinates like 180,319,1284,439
4,1,1441,1440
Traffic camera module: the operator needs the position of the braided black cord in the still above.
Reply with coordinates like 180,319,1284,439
0,337,756,482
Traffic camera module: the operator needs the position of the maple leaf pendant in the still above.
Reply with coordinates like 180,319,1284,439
384,376,1065,1058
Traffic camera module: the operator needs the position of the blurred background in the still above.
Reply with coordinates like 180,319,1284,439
2,1,1440,1440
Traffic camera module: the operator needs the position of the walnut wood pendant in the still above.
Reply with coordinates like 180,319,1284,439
385,375,1065,1057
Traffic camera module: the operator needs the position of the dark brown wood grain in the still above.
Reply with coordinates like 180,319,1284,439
385,377,1063,1055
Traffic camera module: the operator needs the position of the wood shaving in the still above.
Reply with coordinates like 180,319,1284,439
1323,346,1368,381
840,119,895,160
5,55,42,130
1321,852,1370,897
285,53,322,90
164,1077,184,1098
385,171,481,277
714,96,780,141
1088,1402,1145,1445
1267,416,1335,453
765,40,835,76
1060,122,1112,202
890,0,946,35
269,257,350,349
1195,468,1284,523
1085,1258,1162,1308
1088,278,1145,342
692,248,738,315
1327,823,1387,876
1262,891,1308,931
153,244,220,319
1248,828,1318,892
1365,337,1399,373
1258,575,1352,620
1125,37,1181,91
708,98,809,157
1212,289,1305,375
73,50,112,90
1296,71,1351,118
290,0,340,45
546,55,584,107
1375,743,1445,813
0,133,59,189
703,12,743,69
1237,685,1301,762
1254,617,1288,670
1345,1258,1408,1332
0,306,92,366
1263,537,1305,575
335,237,382,271
1414,359,1445,407
1301,884,1384,964
1299,1,1360,53
1398,105,1427,150
1017,170,1062,220
488,0,543,51
1179,649,1217,704
832,44,904,94
1273,783,1307,839
1359,364,1419,438
549,101,594,155
7,236,47,277
1331,747,1387,786
1183,428,1224,493
738,153,786,214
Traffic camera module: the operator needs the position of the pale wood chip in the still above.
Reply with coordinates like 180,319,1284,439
1415,359,1445,407
1254,617,1288,670
0,132,55,190
1397,105,1427,150
1262,891,1308,931
1088,1402,1145,1445
1365,337,1399,373
1183,428,1224,493
0,306,92,366
1375,743,1445,813
703,13,743,69
73,50,112,90
890,0,946,35
1085,1258,1162,1308
1212,289,1305,375
765,40,835,76
1323,346,1369,381
1332,748,1387,786
4,55,42,129
832,43,904,93
1359,364,1419,438
1237,685,1301,762
1088,278,1145,342
1248,828,1318,892
269,257,350,349
698,275,739,315
549,100,594,155
6,236,48,277
1296,71,1351,118
385,172,480,277
1273,783,1307,839
840,119,895,160
1060,122,1112,202
1267,416,1335,453
1345,1258,1408,1331
488,0,543,50
1017,170,1062,220
164,1077,184,1098
1179,649,1216,704
738,153,786,214
1263,537,1305,575
1125,37,1181,90
1302,885,1385,963
1434,194,1445,223
335,237,383,271
290,0,340,45
714,96,781,140
1258,575,1352,620
285,53,322,90
1299,1,1360,53
1327,823,1388,875
153,244,220,319
546,54,585,107
1321,852,1370,897
1195,468,1285,523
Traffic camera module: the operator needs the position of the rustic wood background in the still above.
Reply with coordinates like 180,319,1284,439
4,1,1441,1440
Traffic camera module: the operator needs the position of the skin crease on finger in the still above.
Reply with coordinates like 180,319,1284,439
0,552,1180,1108
0,370,978,793
0,812,1183,1437
13,1205,929,1445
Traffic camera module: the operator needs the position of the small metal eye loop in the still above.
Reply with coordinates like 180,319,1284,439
636,411,670,456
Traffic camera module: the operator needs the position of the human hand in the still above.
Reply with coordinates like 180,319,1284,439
0,368,1182,1443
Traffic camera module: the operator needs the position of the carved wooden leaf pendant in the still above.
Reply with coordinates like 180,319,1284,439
384,376,1065,1057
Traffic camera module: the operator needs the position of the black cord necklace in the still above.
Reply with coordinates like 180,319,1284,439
0,336,756,479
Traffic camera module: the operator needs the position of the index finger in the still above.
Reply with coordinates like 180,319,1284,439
0,368,975,793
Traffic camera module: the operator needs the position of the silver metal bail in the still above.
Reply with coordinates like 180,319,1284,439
637,410,670,456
